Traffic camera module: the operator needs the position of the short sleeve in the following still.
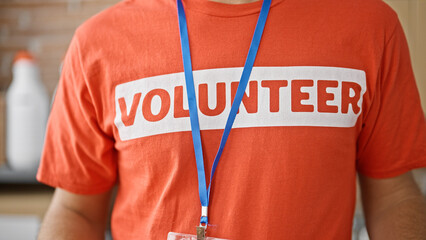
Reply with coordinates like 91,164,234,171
356,18,426,178
37,34,117,194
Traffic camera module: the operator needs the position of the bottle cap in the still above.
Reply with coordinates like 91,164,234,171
13,51,35,63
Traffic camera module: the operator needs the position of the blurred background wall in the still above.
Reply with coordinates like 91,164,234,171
0,0,119,94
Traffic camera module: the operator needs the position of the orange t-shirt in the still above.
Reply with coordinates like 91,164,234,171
37,0,426,239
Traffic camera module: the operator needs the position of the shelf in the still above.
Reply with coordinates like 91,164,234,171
0,165,38,184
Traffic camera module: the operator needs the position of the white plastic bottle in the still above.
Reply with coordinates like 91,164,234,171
6,51,49,172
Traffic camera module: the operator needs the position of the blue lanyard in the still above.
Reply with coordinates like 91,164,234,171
177,0,271,226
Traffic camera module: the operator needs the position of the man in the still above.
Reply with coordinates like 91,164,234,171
37,0,426,239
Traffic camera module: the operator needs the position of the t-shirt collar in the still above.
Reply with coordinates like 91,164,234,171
181,0,285,17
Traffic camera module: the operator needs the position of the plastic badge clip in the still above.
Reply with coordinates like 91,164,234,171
196,225,206,240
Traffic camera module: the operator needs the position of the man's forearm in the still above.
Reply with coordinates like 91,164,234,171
38,203,106,240
365,190,426,239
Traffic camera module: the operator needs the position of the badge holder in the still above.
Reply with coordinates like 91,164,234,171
167,232,229,240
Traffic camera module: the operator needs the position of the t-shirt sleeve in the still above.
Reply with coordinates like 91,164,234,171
36,34,117,194
356,18,426,178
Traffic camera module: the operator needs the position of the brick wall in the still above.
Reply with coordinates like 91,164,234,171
0,0,119,94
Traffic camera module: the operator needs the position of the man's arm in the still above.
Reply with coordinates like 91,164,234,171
38,188,112,240
359,171,426,239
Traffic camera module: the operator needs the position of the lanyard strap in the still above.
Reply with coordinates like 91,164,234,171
177,0,271,226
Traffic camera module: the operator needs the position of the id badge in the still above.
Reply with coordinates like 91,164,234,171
167,232,229,240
